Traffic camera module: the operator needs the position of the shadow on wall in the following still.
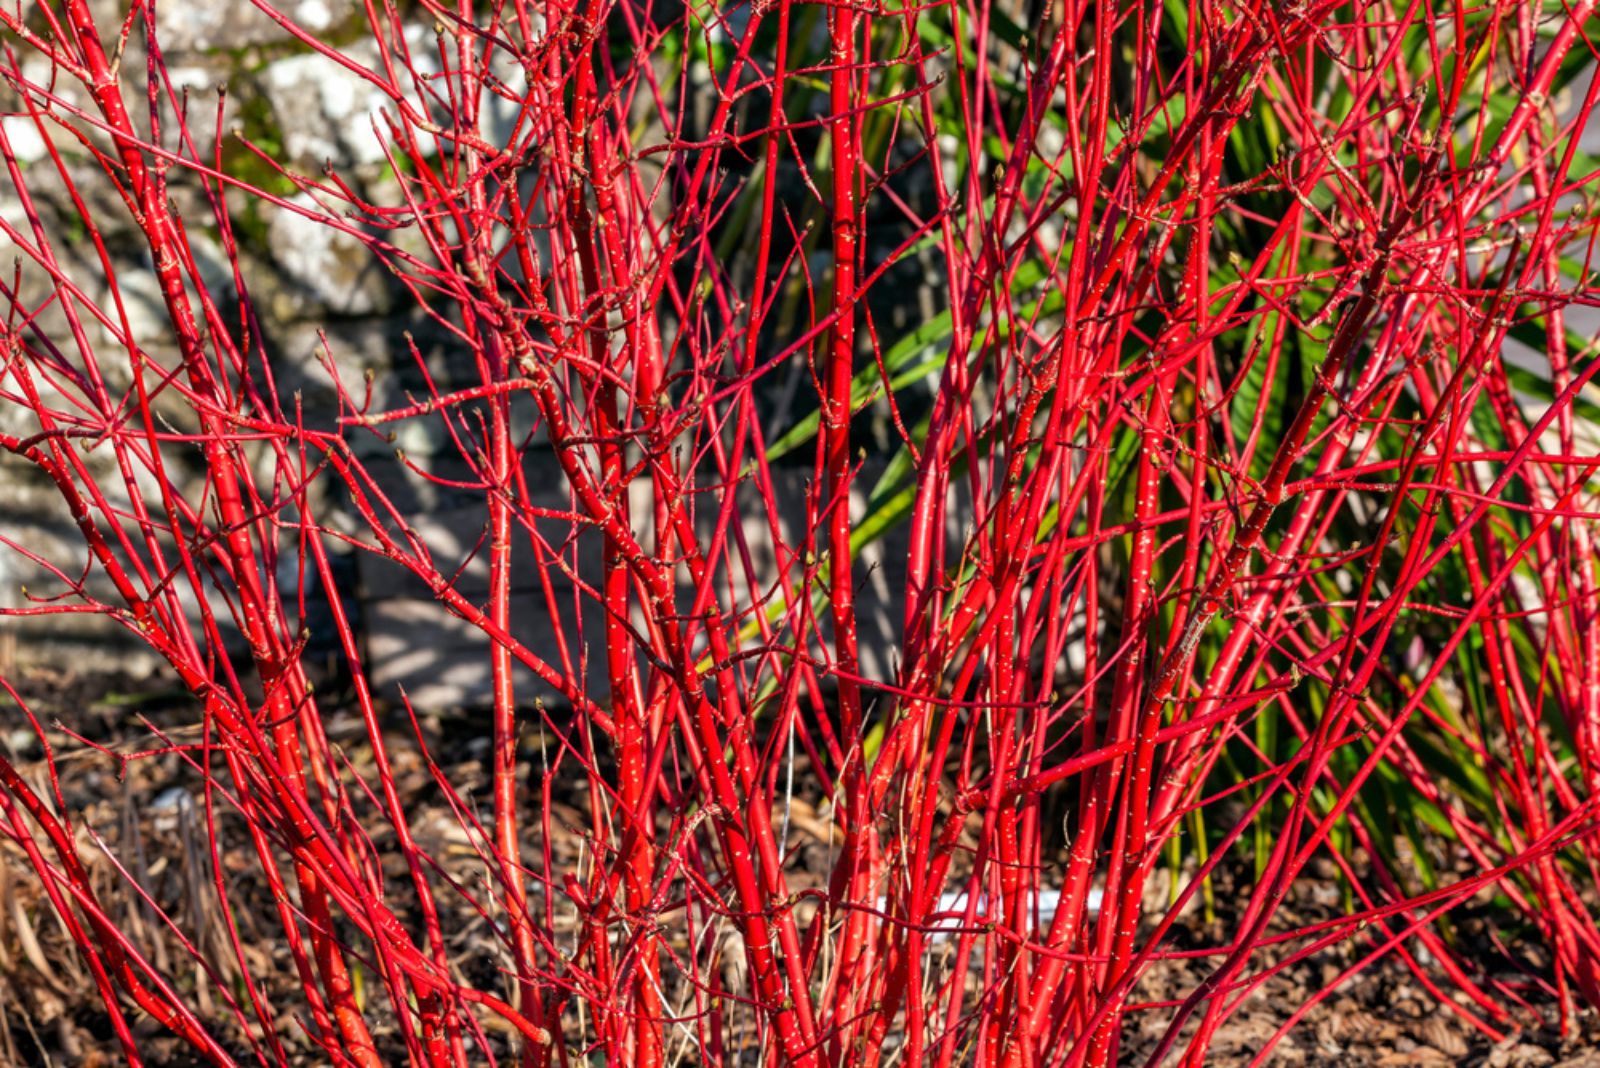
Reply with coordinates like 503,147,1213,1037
353,448,919,713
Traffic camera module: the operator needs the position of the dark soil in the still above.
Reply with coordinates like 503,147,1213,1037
0,665,1592,1066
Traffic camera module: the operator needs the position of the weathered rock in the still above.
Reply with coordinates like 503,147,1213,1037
0,117,49,166
154,0,356,54
265,193,391,317
261,49,396,168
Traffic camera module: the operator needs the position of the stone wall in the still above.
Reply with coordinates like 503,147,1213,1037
0,2,937,710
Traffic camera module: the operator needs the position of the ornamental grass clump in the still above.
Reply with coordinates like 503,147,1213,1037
2,0,1600,1063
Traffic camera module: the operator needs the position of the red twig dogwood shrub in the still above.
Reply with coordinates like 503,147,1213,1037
2,0,1600,1062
